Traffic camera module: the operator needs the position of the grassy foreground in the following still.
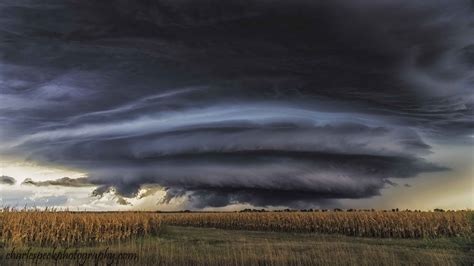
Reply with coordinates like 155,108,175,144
1,226,473,265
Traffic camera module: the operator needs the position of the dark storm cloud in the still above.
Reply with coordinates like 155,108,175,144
0,175,16,185
163,188,339,209
0,0,471,208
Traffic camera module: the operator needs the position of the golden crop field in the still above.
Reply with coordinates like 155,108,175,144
161,211,473,238
0,210,162,246
0,210,471,247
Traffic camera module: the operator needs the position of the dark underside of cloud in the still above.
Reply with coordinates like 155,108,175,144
0,0,472,208
22,177,93,187
0,175,16,185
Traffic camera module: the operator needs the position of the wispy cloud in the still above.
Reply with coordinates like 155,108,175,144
22,177,93,187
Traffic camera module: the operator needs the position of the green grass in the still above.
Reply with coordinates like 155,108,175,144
1,225,473,265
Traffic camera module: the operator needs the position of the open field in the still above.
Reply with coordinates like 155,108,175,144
1,226,473,265
0,210,472,265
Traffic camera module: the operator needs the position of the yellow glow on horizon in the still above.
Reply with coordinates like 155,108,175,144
0,157,85,185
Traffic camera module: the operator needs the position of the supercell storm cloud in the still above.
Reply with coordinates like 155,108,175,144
0,0,472,208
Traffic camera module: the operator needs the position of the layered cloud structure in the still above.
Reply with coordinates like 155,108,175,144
0,0,472,208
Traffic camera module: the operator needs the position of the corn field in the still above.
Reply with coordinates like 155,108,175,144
0,210,471,246
0,210,162,246
161,211,473,238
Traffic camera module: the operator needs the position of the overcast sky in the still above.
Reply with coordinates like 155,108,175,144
0,0,472,210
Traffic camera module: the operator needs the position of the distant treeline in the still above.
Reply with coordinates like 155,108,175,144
0,206,459,213
239,208,451,213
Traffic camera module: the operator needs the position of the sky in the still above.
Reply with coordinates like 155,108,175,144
0,0,473,211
